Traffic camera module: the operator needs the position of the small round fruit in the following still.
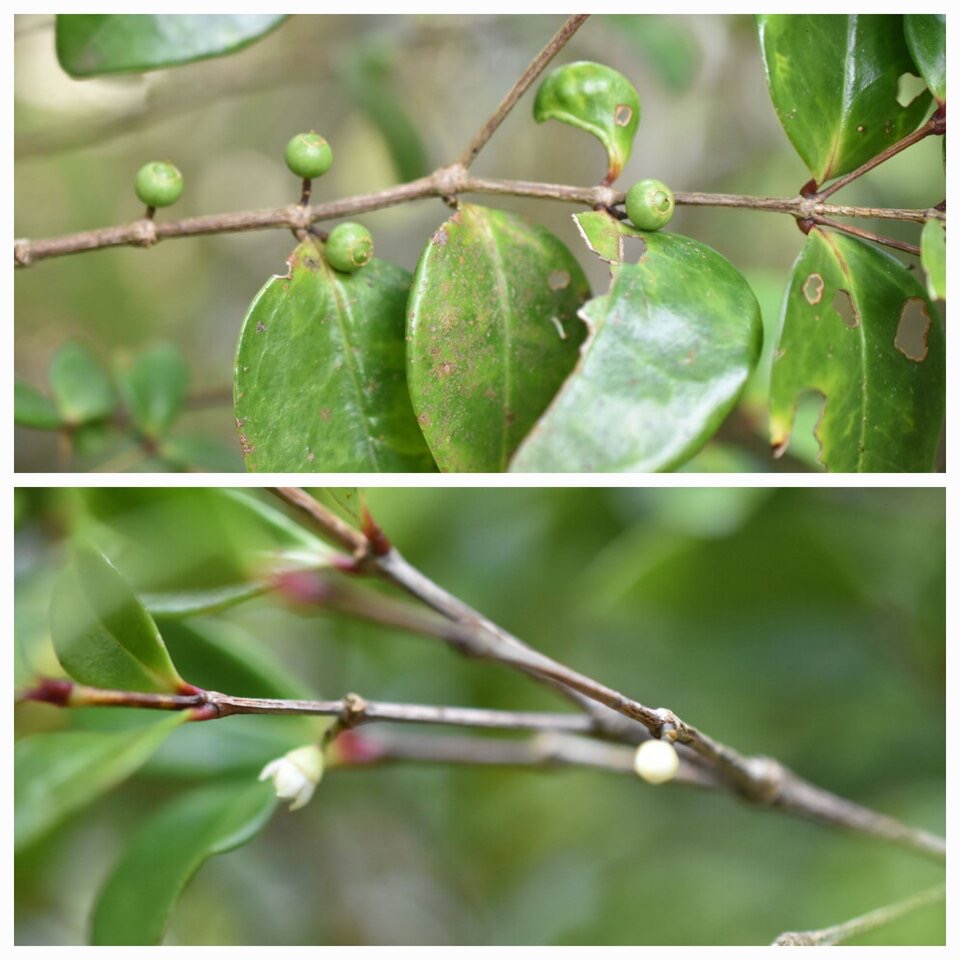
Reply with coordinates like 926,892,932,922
625,178,675,231
633,738,679,785
134,161,183,208
325,223,374,273
285,132,333,179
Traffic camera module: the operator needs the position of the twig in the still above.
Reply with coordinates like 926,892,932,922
457,14,590,169
811,217,921,257
772,882,945,945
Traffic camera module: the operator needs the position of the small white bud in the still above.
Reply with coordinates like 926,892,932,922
259,743,324,810
633,739,679,785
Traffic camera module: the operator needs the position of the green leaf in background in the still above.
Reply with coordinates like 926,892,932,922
407,203,589,471
533,61,641,183
14,380,64,430
341,42,430,182
49,341,115,426
116,344,189,440
770,229,945,471
235,238,435,472
757,15,931,184
50,544,186,693
904,15,946,104
511,221,762,472
14,713,187,852
91,780,277,945
601,15,700,95
56,14,288,77
75,488,333,617
920,220,946,301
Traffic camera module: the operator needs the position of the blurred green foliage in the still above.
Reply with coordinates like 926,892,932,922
14,486,945,945
14,14,945,471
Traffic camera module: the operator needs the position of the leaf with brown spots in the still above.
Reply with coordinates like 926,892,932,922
234,237,435,472
406,203,589,471
770,229,944,471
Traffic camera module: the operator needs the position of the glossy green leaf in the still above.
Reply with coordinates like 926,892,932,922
15,380,63,430
757,15,931,183
50,544,186,693
56,14,287,77
15,713,187,852
770,229,945,471
91,780,277,945
512,218,762,472
407,203,589,471
49,341,115,426
920,220,946,301
116,344,189,440
904,15,946,104
235,238,435,472
572,207,650,273
533,61,640,183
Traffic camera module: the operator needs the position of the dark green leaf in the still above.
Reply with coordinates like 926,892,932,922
407,203,589,471
904,15,946,104
235,238,436,472
15,713,187,852
75,488,331,617
770,228,945,471
116,344,189,440
15,380,63,430
49,341,115,426
920,220,946,301
56,14,287,77
757,15,931,183
50,544,186,693
512,215,762,472
533,61,640,183
91,780,277,945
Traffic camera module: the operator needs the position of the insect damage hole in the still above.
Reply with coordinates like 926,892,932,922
614,104,633,127
803,273,824,304
895,297,931,361
622,234,647,262
896,73,927,108
832,289,859,328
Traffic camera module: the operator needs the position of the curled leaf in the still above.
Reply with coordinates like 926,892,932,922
533,61,640,184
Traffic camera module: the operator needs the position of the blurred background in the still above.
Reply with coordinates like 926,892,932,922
13,14,946,471
14,486,946,944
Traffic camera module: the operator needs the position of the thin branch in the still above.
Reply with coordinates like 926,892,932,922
816,108,945,201
457,14,590,169
811,216,921,257
773,882,945,945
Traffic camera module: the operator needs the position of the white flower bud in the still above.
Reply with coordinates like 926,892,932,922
633,738,679,785
259,743,324,810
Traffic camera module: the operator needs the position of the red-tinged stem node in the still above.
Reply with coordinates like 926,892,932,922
361,506,392,557
21,678,74,706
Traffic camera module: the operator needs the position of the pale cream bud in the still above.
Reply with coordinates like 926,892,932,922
259,743,324,810
633,738,679,785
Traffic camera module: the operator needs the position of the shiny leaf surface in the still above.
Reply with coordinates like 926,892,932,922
512,222,762,472
407,203,589,471
770,228,945,471
235,238,435,472
904,14,946,104
757,15,930,183
920,220,946,301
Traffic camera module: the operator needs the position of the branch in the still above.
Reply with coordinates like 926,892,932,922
772,882,945,945
457,14,590,169
809,216,921,257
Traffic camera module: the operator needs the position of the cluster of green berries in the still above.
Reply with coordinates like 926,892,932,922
624,178,675,231
132,131,373,274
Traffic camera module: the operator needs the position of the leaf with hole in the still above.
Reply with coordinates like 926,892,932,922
904,14,945,104
511,218,763,472
15,381,63,430
757,15,931,183
920,220,945,301
407,203,589,471
49,341,115,426
533,61,640,183
116,344,189,440
235,238,435,472
56,14,287,77
14,713,187,852
50,544,186,693
770,229,944,471
91,780,277,945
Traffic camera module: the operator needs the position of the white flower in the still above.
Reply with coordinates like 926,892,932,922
259,743,324,810
633,739,679,785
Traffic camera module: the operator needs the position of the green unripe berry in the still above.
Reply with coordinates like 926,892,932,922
325,223,374,273
134,161,183,208
285,132,333,179
625,178,675,231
